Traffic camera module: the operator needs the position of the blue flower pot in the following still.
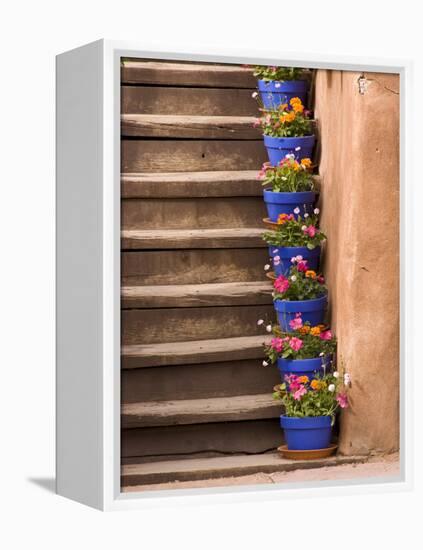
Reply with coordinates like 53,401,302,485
277,355,331,382
280,415,332,450
263,190,316,222
269,246,321,276
258,79,308,110
263,135,315,165
274,295,327,331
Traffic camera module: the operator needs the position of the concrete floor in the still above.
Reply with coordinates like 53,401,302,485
124,452,400,492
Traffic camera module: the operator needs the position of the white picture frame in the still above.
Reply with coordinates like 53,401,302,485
56,39,413,511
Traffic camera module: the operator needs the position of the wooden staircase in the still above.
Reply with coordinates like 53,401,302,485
120,59,283,489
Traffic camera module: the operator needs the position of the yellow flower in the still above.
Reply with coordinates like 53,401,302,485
300,158,312,169
310,326,321,336
298,375,309,384
293,103,304,113
290,97,302,106
305,270,317,279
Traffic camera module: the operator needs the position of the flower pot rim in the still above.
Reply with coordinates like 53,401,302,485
269,245,321,257
280,415,333,429
277,355,331,365
274,294,328,310
263,134,315,142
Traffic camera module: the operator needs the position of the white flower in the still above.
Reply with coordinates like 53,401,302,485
314,208,320,214
285,153,295,159
333,371,340,378
295,146,301,151
252,91,258,98
266,324,272,333
301,225,307,231
262,360,269,366
281,176,288,181
293,207,300,214
304,213,309,218
272,249,279,254
291,275,297,281
264,264,270,271
296,255,303,261
344,373,351,385
275,82,281,88
257,319,264,326
328,384,335,392
274,255,280,261
291,257,297,263
319,352,324,357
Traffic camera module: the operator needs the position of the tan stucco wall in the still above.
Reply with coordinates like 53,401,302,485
314,71,400,455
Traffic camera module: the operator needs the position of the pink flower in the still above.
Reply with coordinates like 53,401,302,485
274,275,290,294
253,118,261,127
289,317,303,330
273,255,281,266
293,385,307,400
297,260,309,272
289,337,303,351
270,338,284,352
317,275,325,284
336,392,349,408
319,330,332,341
303,225,317,238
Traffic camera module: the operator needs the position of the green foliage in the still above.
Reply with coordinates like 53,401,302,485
259,103,312,138
259,156,314,192
263,214,326,249
273,261,327,301
253,66,305,81
273,371,348,420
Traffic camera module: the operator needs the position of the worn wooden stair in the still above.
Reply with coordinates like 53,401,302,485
120,58,283,489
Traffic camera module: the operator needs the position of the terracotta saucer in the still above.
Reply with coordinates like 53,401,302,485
263,217,279,229
266,271,276,281
277,444,338,461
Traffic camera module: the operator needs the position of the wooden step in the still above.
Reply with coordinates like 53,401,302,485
121,452,365,488
121,86,257,116
122,196,266,230
122,248,270,286
121,60,256,88
121,114,260,139
121,281,272,308
122,304,275,345
121,227,267,249
122,334,270,369
121,140,267,173
122,418,282,461
121,393,283,428
121,170,262,198
122,357,279,403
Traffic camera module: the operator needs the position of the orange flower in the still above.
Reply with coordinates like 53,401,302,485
290,97,302,106
305,270,317,279
300,158,312,169
299,325,310,334
298,376,309,384
310,379,320,390
277,213,289,225
292,161,300,171
293,103,304,113
310,326,321,336
280,112,295,123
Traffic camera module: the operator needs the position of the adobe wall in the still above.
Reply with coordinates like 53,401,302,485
314,70,400,455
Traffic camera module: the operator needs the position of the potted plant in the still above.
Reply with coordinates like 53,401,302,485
263,316,336,381
273,369,350,450
272,257,327,330
253,66,308,109
254,97,315,165
264,212,326,276
259,155,317,221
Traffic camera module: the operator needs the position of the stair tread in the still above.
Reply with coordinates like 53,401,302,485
121,170,262,198
121,281,272,308
121,334,270,369
121,227,267,249
121,452,366,488
121,393,282,428
121,114,260,138
121,61,255,88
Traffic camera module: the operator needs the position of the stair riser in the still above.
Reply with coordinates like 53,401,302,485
122,197,266,230
122,86,257,116
121,359,280,403
121,62,255,88
122,140,267,173
122,248,270,285
121,419,283,462
122,305,275,345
